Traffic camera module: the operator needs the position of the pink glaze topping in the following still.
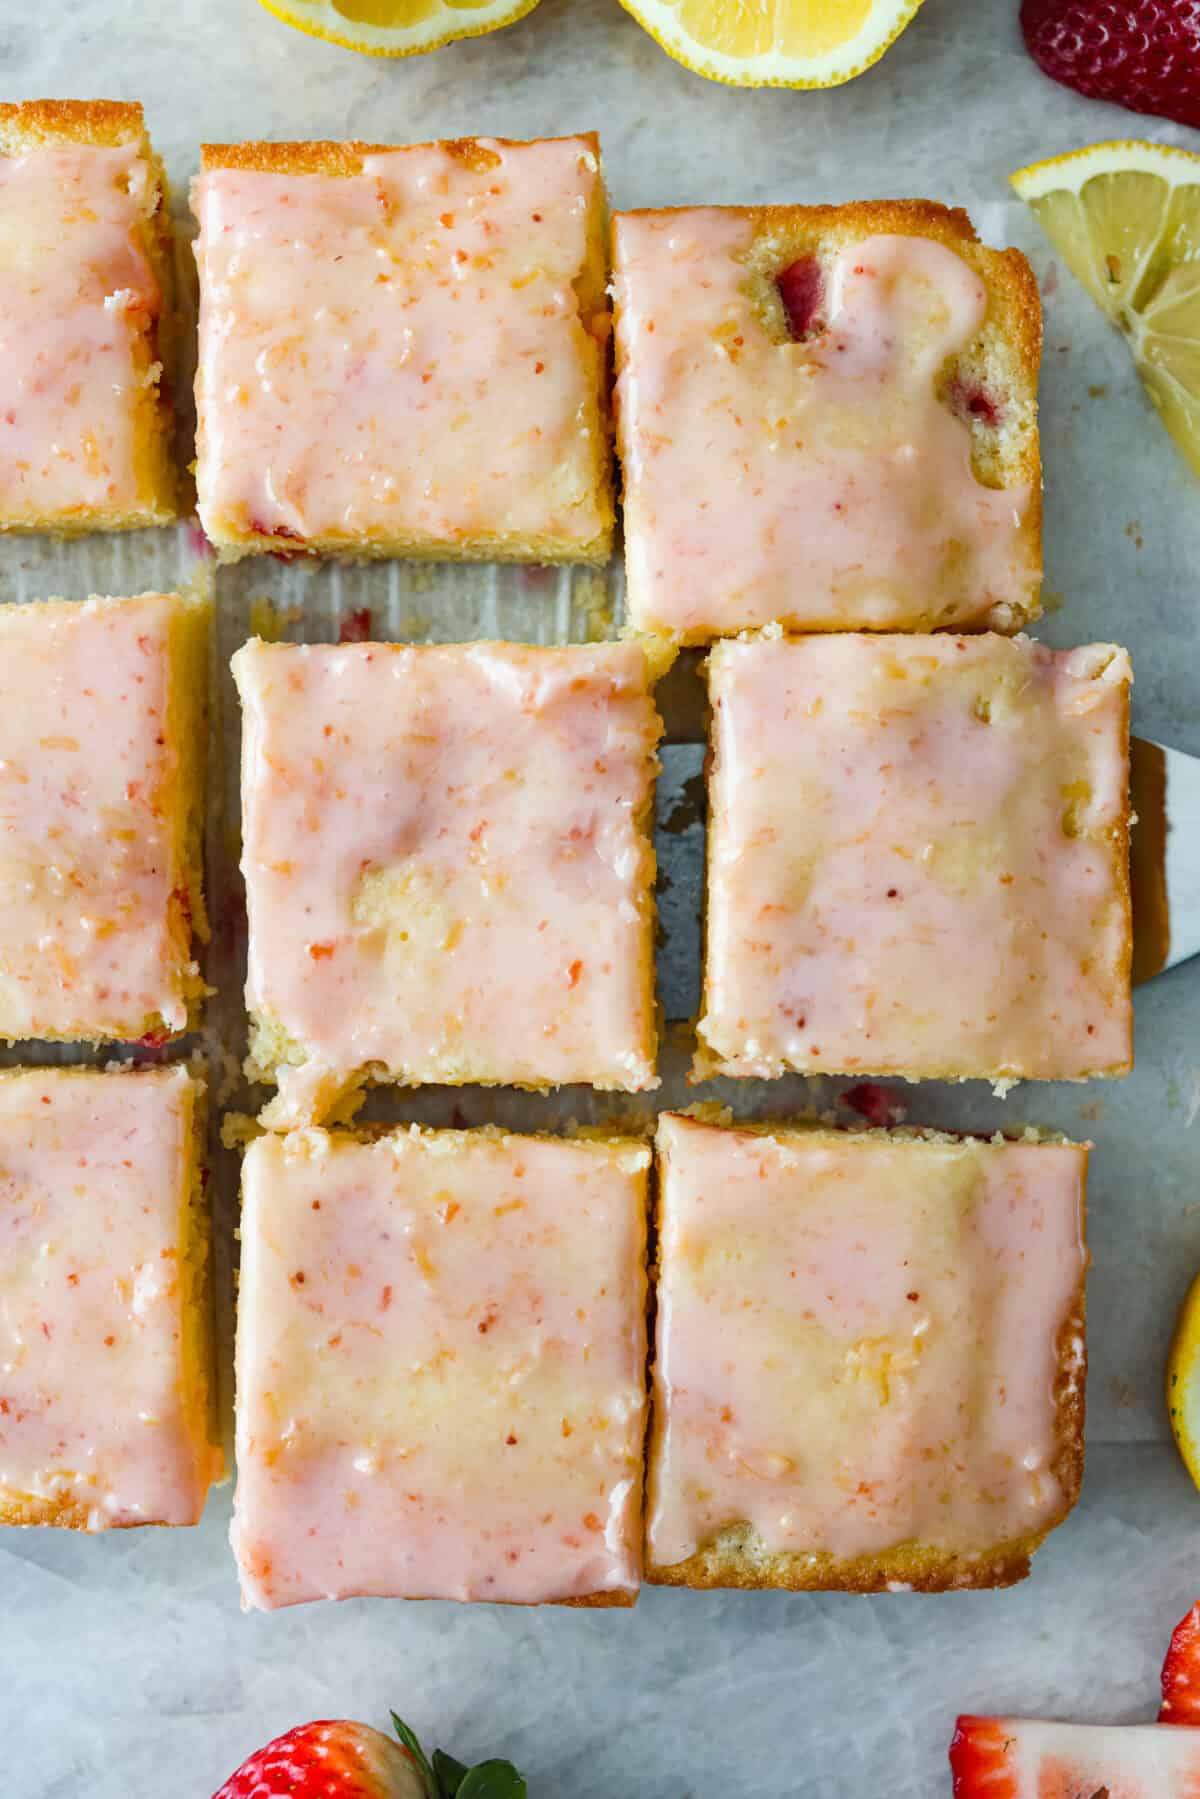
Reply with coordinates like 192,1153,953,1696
233,640,659,1119
0,593,200,1042
0,1067,218,1529
699,632,1132,1083
648,1116,1087,1570
233,1127,649,1608
192,138,609,552
613,214,1037,637
0,142,163,523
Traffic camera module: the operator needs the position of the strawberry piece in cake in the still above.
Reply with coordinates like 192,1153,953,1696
612,201,1042,640
232,1126,649,1608
775,254,824,339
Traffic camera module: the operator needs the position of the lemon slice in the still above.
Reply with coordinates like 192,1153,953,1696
1169,1269,1200,1490
614,0,926,88
257,0,540,57
1013,141,1200,481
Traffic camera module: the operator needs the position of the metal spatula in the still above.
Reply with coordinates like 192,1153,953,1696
1129,738,1200,986
653,736,1200,1024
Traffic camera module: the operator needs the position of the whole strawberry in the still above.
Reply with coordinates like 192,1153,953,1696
1021,0,1200,129
213,1713,526,1799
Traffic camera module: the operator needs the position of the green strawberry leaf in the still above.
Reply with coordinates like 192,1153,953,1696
390,1713,525,1799
432,1749,470,1796
390,1713,437,1794
455,1760,527,1799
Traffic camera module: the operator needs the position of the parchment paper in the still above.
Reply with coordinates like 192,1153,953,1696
6,0,1200,1792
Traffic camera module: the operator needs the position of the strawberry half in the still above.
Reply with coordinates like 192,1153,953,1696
950,1715,1200,1795
213,1713,526,1799
1161,1603,1200,1724
1021,0,1200,131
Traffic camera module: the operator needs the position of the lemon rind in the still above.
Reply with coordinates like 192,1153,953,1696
258,0,541,57
1013,135,1200,479
1012,138,1200,202
1168,1271,1200,1486
612,0,926,90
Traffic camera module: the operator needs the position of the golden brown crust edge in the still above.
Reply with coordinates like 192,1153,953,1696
577,141,616,558
644,1129,1087,1593
200,130,602,178
1108,675,1136,1072
0,1493,125,1530
0,1497,211,1532
163,587,212,1034
0,98,147,151
210,527,614,566
646,1531,1039,1593
560,1588,638,1608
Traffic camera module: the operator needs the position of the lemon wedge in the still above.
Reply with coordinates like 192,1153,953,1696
1168,1269,1200,1490
1012,140,1200,481
614,0,926,88
257,0,540,56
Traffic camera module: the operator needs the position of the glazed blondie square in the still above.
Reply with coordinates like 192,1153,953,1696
697,631,1132,1085
647,1114,1087,1592
0,1066,221,1530
193,134,613,562
234,638,660,1124
232,1125,649,1608
612,200,1041,640
0,100,177,532
0,591,208,1046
